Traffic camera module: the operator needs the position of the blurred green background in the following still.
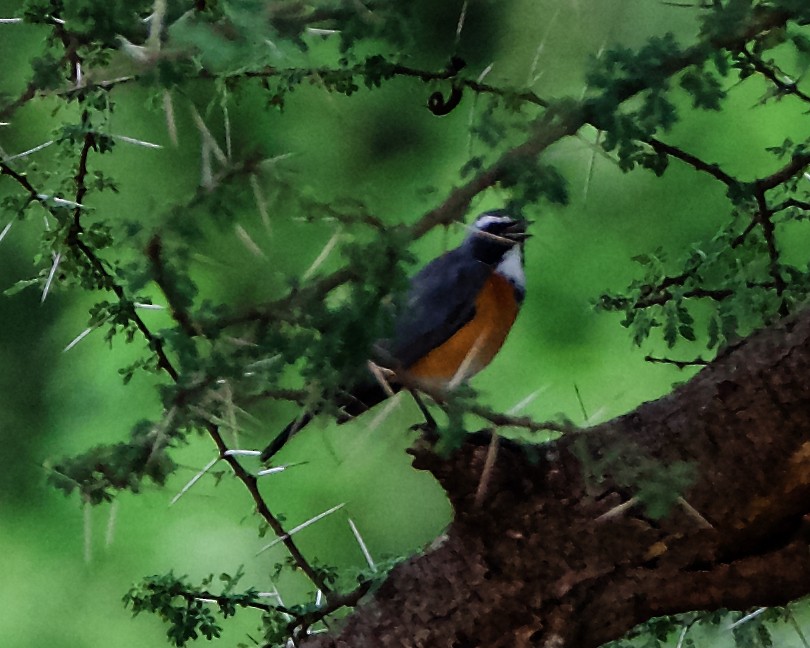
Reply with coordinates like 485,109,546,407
1,0,809,646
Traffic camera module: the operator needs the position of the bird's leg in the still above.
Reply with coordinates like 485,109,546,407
408,389,440,442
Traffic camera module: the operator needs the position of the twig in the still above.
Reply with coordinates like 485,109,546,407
469,404,572,435
647,137,739,188
644,355,708,369
741,47,810,105
146,234,199,337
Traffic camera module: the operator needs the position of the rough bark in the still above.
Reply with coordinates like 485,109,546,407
304,309,810,648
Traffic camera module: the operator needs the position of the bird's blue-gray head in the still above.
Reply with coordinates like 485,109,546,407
464,210,531,265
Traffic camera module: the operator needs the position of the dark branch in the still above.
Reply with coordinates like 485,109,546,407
741,47,810,105
644,354,709,369
647,137,740,189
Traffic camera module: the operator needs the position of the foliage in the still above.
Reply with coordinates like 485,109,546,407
2,0,810,646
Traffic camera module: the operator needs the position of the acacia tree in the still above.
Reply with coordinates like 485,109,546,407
3,0,810,647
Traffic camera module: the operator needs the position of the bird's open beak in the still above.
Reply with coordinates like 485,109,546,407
504,219,533,242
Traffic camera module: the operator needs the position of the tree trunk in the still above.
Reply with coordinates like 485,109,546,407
304,309,810,648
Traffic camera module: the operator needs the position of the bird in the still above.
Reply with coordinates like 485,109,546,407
260,209,530,461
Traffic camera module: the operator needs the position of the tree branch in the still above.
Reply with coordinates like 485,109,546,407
301,305,810,647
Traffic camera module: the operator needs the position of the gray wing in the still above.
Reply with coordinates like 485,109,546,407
387,248,491,369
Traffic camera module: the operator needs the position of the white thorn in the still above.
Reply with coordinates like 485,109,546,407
302,228,341,280
223,449,262,457
112,134,163,149
0,220,13,244
41,252,62,302
200,137,213,189
221,95,232,160
169,456,219,506
454,0,468,45
727,607,767,631
675,624,689,648
234,224,267,258
315,590,323,607
133,302,165,310
190,103,227,165
256,503,345,555
63,327,95,352
163,90,178,146
583,130,603,203
348,518,376,572
477,63,494,84
105,499,119,548
256,461,306,477
448,332,485,390
116,35,151,62
2,139,54,162
250,174,271,232
306,27,339,36
527,7,560,85
37,194,86,209
506,387,546,415
83,500,93,563
595,496,638,522
0,17,24,23
147,0,166,51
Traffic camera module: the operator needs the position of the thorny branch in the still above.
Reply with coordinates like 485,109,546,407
3,4,810,644
740,46,810,105
0,151,356,620
644,354,709,369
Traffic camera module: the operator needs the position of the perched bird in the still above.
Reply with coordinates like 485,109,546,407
260,210,530,461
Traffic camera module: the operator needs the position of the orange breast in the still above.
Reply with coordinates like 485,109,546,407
404,273,520,392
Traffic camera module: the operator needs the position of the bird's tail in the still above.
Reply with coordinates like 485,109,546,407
259,380,397,462
260,411,315,462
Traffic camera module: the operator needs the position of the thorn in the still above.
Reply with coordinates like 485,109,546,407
0,220,13,244
506,387,546,415
190,103,227,165
477,63,494,83
223,449,262,457
221,93,232,160
306,27,339,36
727,607,767,630
134,302,165,310
302,228,342,280
41,252,62,303
454,0,468,45
63,327,95,352
37,194,86,209
163,90,178,146
200,137,213,189
105,499,119,548
256,503,346,555
116,35,151,63
83,500,93,563
595,496,638,523
234,224,267,258
146,0,166,52
112,134,162,149
348,518,376,572
474,432,499,507
676,496,714,529
582,129,603,203
448,331,485,389
249,174,271,232
169,456,219,506
256,461,307,477
2,139,54,162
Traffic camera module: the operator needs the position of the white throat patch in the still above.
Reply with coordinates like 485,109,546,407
495,245,525,293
